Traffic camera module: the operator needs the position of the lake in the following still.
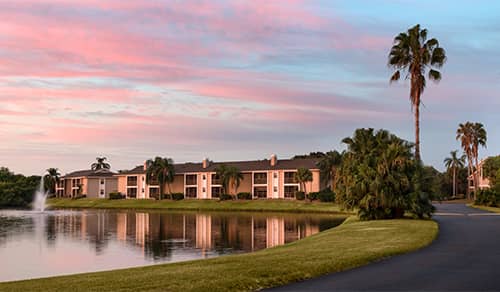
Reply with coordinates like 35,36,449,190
0,209,344,282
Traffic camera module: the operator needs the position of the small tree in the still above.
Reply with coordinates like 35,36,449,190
443,150,466,198
295,168,313,194
91,157,111,170
44,168,61,196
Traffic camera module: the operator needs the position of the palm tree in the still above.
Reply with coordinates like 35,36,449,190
225,166,243,196
456,122,487,198
215,164,229,194
91,157,110,170
44,168,61,196
444,150,466,198
317,150,342,191
295,167,313,194
145,157,175,200
389,24,447,161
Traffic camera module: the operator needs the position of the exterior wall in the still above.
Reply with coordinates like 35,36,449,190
171,175,185,193
86,178,99,198
116,176,127,195
469,160,492,190
239,173,253,193
105,178,118,197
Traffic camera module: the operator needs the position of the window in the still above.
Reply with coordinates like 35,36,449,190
186,187,197,198
253,172,267,185
284,172,297,184
211,186,221,198
202,174,206,180
127,176,138,186
148,176,159,185
273,172,278,178
149,187,159,199
273,186,278,192
127,188,137,198
186,174,197,185
284,186,298,198
202,187,206,193
100,179,105,185
100,189,104,195
254,186,267,198
211,173,222,185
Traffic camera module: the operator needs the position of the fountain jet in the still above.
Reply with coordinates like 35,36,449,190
32,175,48,212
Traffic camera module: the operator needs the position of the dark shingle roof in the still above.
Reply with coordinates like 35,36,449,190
117,158,320,175
63,169,116,178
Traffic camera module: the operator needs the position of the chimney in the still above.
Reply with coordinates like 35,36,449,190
143,160,148,171
202,158,210,169
270,154,277,166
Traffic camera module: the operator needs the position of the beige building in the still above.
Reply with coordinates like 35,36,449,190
56,169,118,198
116,155,321,199
468,159,491,191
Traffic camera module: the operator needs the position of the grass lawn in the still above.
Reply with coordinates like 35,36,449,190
469,204,500,213
47,198,351,214
0,218,438,292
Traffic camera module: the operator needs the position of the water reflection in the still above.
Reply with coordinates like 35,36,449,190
0,210,344,282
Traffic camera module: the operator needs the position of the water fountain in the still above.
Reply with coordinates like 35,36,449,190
32,175,48,212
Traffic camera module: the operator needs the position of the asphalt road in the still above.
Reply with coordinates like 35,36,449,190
270,203,500,291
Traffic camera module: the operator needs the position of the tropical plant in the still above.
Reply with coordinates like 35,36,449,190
317,150,342,191
91,157,111,170
44,168,61,196
295,167,313,194
443,150,466,198
336,128,434,220
389,24,446,161
215,164,243,196
456,122,487,197
483,156,500,193
145,157,175,200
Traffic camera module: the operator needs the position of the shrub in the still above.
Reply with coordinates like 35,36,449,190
220,193,233,201
72,194,87,200
318,190,335,202
475,189,500,207
109,192,125,200
295,191,306,200
171,193,185,201
237,192,252,200
307,192,319,201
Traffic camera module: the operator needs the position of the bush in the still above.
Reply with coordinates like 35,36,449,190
307,192,319,201
109,192,125,200
237,192,252,200
220,193,233,201
475,189,500,207
295,191,305,200
72,194,87,200
318,190,335,202
171,193,184,201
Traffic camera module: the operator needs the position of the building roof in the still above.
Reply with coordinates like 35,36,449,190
62,169,116,178
117,158,320,175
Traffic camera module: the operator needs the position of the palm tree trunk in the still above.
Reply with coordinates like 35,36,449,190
414,97,421,161
452,168,456,197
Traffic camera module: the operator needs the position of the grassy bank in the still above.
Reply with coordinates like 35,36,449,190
0,218,438,292
47,198,350,214
469,204,500,213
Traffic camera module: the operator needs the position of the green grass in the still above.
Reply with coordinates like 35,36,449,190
469,204,500,213
47,198,351,214
0,218,438,292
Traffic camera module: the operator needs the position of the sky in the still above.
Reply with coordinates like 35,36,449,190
0,0,498,175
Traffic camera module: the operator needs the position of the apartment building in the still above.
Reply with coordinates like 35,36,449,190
468,159,491,191
56,169,118,198
116,155,321,199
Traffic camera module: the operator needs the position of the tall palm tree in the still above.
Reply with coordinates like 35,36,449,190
389,24,447,161
456,122,487,198
317,150,342,191
146,157,175,200
91,157,110,170
295,167,313,194
44,168,61,196
215,164,229,194
444,150,466,198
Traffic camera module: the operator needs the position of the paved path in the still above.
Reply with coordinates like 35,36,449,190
271,204,500,291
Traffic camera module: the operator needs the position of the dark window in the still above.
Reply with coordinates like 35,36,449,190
253,172,267,185
100,179,105,185
149,187,159,199
273,172,278,178
186,174,197,185
284,186,298,198
127,188,137,198
211,186,221,198
211,173,222,185
202,174,206,180
100,189,104,195
186,187,197,198
254,186,267,198
284,172,297,184
127,176,138,186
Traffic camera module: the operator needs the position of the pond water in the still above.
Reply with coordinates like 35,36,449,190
0,209,344,282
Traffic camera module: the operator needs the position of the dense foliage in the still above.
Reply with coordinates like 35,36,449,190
475,189,500,207
0,167,40,208
483,155,500,193
335,128,434,220
146,157,175,200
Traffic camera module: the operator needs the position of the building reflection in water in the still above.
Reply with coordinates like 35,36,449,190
45,211,338,261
